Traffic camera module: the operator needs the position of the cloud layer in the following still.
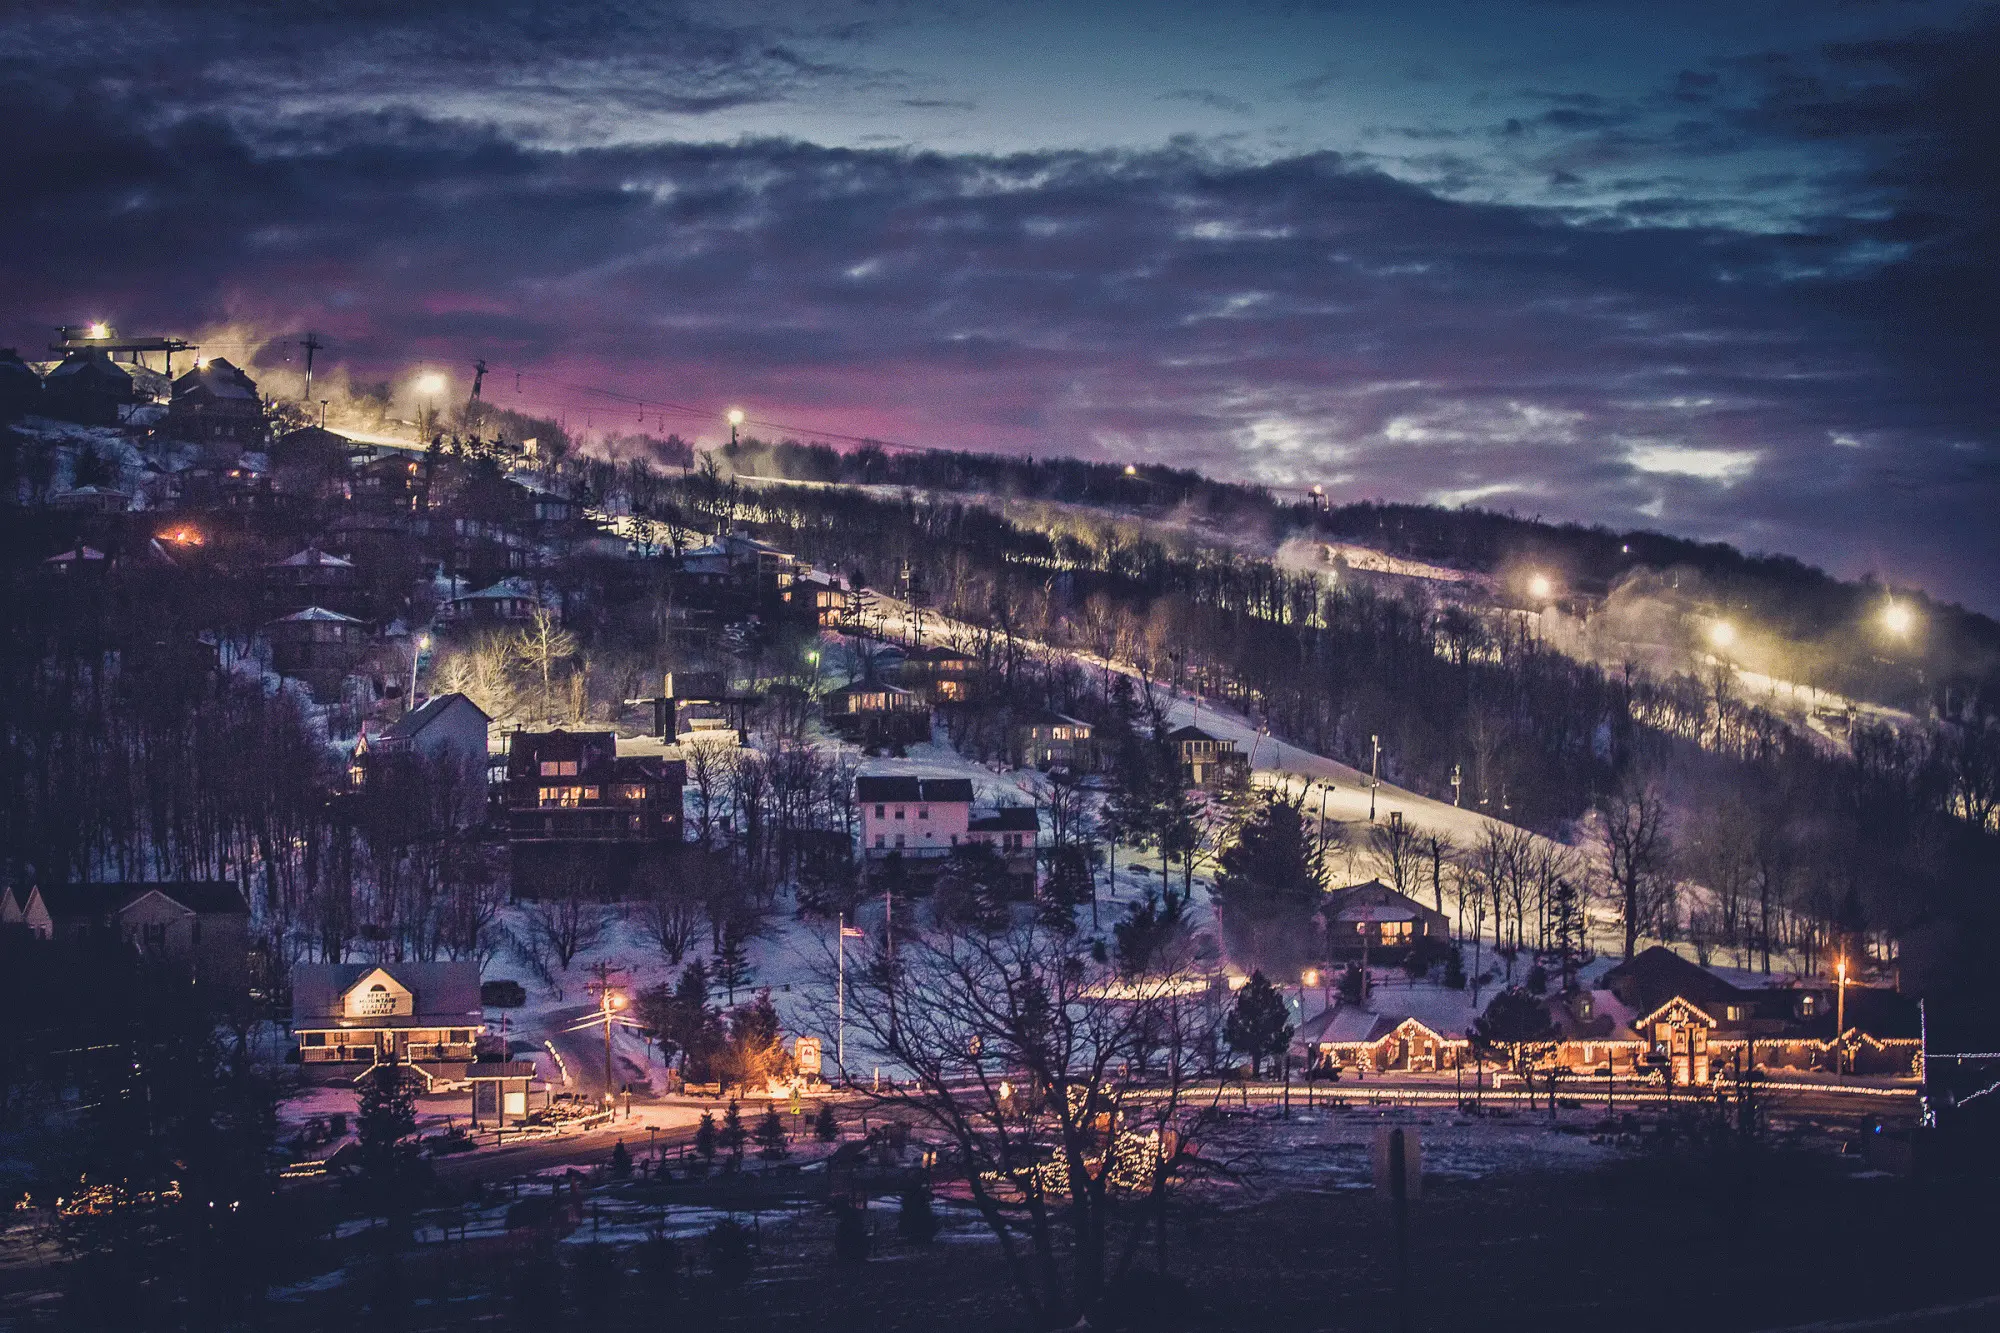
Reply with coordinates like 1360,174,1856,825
2,1,1995,608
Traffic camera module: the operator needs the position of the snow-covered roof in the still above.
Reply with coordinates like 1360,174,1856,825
1301,985,1483,1047
272,547,354,568
455,577,538,602
274,605,363,623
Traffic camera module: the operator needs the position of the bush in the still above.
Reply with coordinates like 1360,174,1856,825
706,1219,754,1287
897,1185,939,1244
833,1202,871,1265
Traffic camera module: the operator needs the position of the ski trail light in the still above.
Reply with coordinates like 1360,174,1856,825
1707,619,1736,650
1881,601,1915,637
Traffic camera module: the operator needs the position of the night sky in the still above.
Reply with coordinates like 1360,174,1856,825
4,2,1996,608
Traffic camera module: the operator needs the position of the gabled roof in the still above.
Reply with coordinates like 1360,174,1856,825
1165,725,1225,744
115,882,250,916
171,357,258,400
290,961,483,1025
1602,945,1744,1016
45,546,108,564
274,605,363,623
1316,880,1449,927
855,776,975,804
455,577,538,602
379,692,489,743
272,547,354,569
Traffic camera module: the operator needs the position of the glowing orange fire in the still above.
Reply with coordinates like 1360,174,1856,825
158,527,204,546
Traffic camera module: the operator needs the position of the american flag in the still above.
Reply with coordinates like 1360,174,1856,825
840,925,865,939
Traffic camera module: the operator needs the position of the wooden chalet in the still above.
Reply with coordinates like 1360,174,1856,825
1165,725,1249,789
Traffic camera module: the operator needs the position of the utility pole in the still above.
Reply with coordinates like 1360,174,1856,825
1369,734,1381,821
300,331,323,400
1835,957,1848,1077
470,358,488,402
568,961,639,1111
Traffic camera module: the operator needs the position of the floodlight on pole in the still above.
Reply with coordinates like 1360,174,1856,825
1527,573,1552,601
1707,619,1737,650
1881,601,1915,638
727,408,745,446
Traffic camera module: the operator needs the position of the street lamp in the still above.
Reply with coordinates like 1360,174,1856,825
1835,957,1849,1076
727,408,745,446
407,633,430,713
415,373,446,441
1369,733,1381,822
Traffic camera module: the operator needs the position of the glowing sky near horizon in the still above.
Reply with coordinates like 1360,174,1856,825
3,0,1996,607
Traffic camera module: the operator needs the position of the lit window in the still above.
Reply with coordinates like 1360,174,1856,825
622,784,648,801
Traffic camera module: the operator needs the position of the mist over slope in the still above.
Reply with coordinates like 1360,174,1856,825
709,436,1998,724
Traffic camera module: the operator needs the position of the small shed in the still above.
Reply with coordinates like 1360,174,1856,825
468,1061,548,1128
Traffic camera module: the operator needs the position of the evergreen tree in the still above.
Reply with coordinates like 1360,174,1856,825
720,1099,748,1160
610,1139,632,1178
706,1219,754,1287
1223,970,1294,1076
355,1060,422,1220
833,1201,871,1266
1473,988,1560,1073
693,1111,718,1163
755,1104,788,1159
1210,794,1326,972
714,926,752,1005
813,1102,839,1142
897,1184,940,1244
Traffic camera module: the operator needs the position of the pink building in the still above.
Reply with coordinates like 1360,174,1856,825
856,775,973,860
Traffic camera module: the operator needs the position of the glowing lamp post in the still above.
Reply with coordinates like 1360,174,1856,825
415,373,446,442
1835,957,1849,1077
408,633,429,713
727,408,745,446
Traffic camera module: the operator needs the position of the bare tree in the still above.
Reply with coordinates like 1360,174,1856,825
512,863,605,997
814,918,1221,1325
1595,781,1674,962
1422,830,1456,916
639,885,705,967
1368,814,1421,900
681,734,739,850
513,607,577,723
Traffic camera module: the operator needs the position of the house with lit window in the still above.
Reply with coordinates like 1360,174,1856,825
1297,987,1479,1074
1314,880,1451,962
1009,710,1096,771
824,682,930,745
899,645,978,705
1165,725,1249,789
856,776,973,865
290,961,484,1083
1592,946,1919,1080
166,357,267,454
501,729,686,845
